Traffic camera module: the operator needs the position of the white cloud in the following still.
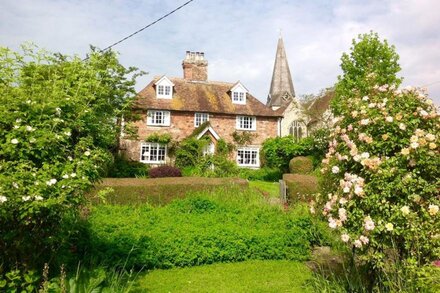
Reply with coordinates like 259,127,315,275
0,0,439,104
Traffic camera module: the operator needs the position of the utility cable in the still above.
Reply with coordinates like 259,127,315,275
85,0,195,58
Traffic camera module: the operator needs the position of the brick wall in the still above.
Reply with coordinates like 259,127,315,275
121,110,279,162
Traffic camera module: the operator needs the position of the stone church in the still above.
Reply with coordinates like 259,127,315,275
266,36,333,140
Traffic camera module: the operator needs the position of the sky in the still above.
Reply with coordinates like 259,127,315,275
1,0,439,105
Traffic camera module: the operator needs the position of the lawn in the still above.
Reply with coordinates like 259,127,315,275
132,260,313,293
249,180,280,198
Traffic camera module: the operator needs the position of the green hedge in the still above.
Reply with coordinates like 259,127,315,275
283,174,318,204
289,156,313,174
88,177,248,205
82,188,327,270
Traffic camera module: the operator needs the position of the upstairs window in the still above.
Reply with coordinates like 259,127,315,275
194,112,209,127
232,91,245,104
236,116,256,131
237,147,259,167
155,76,174,99
140,143,167,164
230,82,248,105
147,110,171,126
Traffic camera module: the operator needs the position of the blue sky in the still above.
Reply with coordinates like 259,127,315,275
1,0,439,104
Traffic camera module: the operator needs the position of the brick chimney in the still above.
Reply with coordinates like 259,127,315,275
182,51,208,81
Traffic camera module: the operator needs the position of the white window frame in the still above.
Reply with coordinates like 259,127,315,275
232,91,246,104
147,110,171,126
155,76,174,99
140,142,167,164
194,112,209,127
236,115,256,131
237,147,259,167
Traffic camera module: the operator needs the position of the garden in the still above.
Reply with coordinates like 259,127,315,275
1,32,439,292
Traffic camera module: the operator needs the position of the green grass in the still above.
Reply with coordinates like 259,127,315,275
81,186,329,270
132,260,313,293
249,180,280,198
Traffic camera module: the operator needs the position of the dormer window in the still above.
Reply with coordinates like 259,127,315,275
230,82,248,105
155,76,174,99
233,92,245,103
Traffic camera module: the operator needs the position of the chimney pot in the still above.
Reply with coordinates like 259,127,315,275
182,51,208,81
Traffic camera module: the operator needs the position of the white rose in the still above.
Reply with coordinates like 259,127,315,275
341,234,350,242
11,138,19,144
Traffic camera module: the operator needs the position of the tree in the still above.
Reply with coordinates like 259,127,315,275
332,32,402,115
0,44,140,273
317,33,439,290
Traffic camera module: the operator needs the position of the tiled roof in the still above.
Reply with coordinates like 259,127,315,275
134,77,282,117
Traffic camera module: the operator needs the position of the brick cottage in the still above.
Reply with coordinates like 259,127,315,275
120,51,282,168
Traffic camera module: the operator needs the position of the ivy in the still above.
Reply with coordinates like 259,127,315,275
145,132,172,144
232,131,257,145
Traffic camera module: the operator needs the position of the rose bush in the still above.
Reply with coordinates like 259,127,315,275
316,33,440,288
0,45,138,272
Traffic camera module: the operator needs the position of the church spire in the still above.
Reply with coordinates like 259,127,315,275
267,35,295,109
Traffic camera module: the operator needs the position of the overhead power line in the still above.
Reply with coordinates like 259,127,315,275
99,0,195,53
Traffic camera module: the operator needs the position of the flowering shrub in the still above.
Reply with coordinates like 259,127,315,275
317,34,440,282
149,165,182,178
0,45,138,272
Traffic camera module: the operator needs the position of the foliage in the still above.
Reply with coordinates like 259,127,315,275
134,260,313,292
174,137,208,168
216,139,235,156
318,32,440,287
232,130,257,145
106,154,149,178
82,188,325,270
239,167,283,182
0,269,40,292
261,136,313,172
283,174,318,204
307,128,331,167
332,31,402,116
145,132,172,144
88,178,248,205
149,165,182,178
289,156,313,174
0,44,139,272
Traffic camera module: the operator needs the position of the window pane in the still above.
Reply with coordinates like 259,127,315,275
164,86,170,95
158,85,164,95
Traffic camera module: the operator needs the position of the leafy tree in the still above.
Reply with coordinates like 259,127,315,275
332,32,402,115
317,33,439,290
0,44,140,273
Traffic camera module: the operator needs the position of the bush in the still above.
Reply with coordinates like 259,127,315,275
289,156,313,174
106,154,149,178
318,32,439,288
0,45,138,272
261,136,312,172
149,165,182,178
283,174,318,204
82,188,325,270
175,137,207,168
239,167,283,182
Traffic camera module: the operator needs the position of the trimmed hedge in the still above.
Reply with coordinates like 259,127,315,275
289,156,313,174
88,177,248,205
283,174,318,204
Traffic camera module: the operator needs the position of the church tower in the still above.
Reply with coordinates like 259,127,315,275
267,36,295,110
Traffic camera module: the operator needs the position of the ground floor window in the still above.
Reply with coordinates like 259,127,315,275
237,147,259,167
140,142,167,163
